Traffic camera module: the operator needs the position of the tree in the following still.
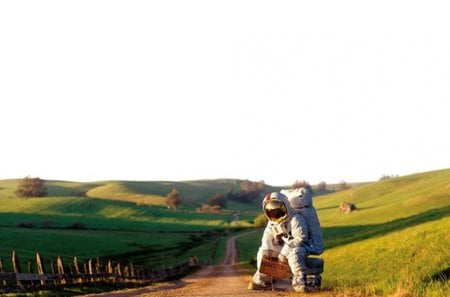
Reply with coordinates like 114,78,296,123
317,181,327,192
291,180,313,194
165,188,182,209
379,174,391,180
15,176,48,198
206,194,226,208
227,180,265,204
240,180,265,193
379,174,399,181
338,180,351,191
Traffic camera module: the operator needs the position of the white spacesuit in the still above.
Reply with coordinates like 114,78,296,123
281,187,324,256
249,192,309,292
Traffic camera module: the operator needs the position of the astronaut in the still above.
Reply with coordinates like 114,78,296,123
281,187,324,256
248,192,309,292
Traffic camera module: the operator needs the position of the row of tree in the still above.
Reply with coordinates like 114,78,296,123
165,180,266,210
13,177,358,210
226,180,265,204
163,178,362,211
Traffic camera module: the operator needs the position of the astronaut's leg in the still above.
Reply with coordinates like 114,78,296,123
287,246,309,292
249,244,282,290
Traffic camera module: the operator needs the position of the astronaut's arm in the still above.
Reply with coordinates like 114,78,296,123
283,215,308,248
261,227,283,249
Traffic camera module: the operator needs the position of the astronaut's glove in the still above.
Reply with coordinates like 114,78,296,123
281,236,295,248
278,253,288,263
275,234,284,246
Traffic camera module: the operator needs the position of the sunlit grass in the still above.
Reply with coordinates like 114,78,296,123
1,170,449,296
237,169,450,296
321,216,449,296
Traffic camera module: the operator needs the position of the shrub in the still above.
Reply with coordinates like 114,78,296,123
41,219,54,228
254,213,268,227
68,222,87,230
206,194,226,208
166,188,182,209
197,204,221,213
17,222,33,228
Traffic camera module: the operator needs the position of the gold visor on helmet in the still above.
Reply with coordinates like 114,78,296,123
264,201,288,223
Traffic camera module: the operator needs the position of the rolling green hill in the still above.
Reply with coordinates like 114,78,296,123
0,178,246,207
238,168,450,296
1,169,449,296
0,178,263,273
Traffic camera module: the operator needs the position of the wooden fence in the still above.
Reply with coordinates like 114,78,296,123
0,250,199,293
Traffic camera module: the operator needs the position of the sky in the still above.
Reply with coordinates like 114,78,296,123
1,1,449,186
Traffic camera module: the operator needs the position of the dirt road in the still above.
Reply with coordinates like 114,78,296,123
80,234,329,297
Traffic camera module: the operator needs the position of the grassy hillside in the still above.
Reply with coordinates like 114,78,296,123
0,178,264,273
0,178,245,207
237,168,450,296
1,170,449,296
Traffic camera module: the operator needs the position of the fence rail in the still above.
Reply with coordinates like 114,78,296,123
0,250,199,293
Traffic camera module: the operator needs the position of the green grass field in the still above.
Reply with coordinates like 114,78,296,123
1,169,449,296
0,178,255,272
238,169,450,296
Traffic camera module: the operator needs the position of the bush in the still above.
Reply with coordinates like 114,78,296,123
206,194,226,208
17,221,33,228
68,222,87,230
166,188,182,209
41,219,54,228
197,204,221,213
254,213,268,227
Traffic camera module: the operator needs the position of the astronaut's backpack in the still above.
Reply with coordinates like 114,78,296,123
280,188,324,255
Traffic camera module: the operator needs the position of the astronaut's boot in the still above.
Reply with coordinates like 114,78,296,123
248,280,271,290
248,272,272,290
292,273,307,293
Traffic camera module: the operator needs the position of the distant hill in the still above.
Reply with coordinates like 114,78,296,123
313,168,450,228
0,178,282,210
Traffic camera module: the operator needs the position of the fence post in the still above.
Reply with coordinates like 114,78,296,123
73,257,83,283
0,257,7,286
130,262,135,278
36,253,46,286
107,260,114,283
50,260,57,284
96,257,101,273
88,259,94,282
107,260,113,274
57,256,66,284
117,262,123,282
124,266,130,279
12,250,22,286
27,261,35,286
96,257,101,281
73,257,80,274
